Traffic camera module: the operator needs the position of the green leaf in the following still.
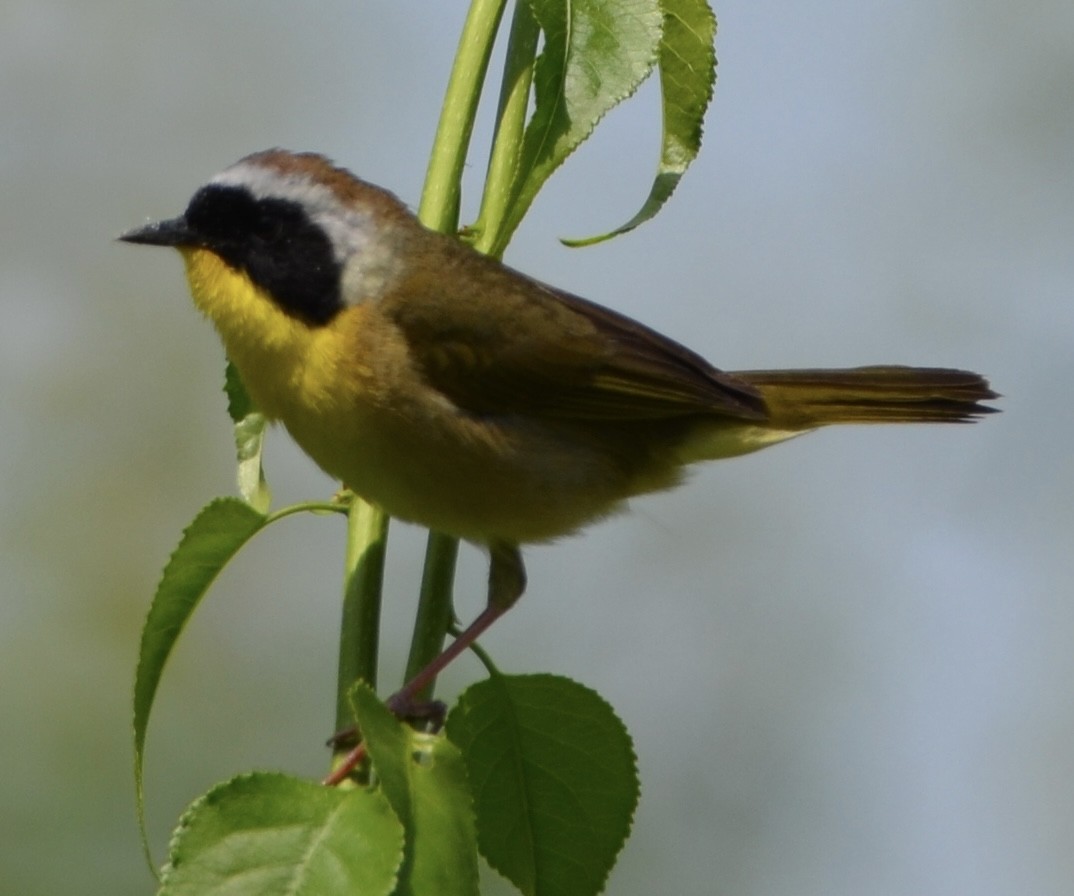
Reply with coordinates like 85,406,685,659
158,772,404,896
224,360,254,422
224,361,272,512
446,673,639,896
233,410,272,513
352,683,480,896
133,498,268,867
493,0,663,253
564,0,717,245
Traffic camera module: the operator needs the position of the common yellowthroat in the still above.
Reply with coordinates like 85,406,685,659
121,149,997,706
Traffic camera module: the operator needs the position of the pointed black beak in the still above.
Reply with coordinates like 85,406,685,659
118,216,198,248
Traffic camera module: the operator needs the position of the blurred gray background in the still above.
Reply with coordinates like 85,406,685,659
2,1,1070,894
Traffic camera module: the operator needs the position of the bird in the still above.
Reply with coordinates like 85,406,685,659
120,148,997,712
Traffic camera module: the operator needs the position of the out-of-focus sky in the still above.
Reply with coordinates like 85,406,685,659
2,2,1070,894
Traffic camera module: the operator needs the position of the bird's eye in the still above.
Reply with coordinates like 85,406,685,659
185,185,260,241
251,209,285,243
253,198,309,247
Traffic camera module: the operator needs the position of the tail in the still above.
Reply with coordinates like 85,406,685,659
732,366,999,428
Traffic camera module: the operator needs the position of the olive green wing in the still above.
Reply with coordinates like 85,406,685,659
380,250,766,422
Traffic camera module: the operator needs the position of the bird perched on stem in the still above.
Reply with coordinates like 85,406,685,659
121,149,997,731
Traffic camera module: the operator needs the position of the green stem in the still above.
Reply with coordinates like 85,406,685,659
334,496,390,734
474,0,540,256
265,499,348,524
419,0,510,232
404,533,460,692
402,0,512,699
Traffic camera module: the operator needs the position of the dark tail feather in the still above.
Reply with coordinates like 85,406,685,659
732,366,999,427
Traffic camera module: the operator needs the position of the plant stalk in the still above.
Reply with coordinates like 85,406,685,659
404,0,512,699
334,496,389,734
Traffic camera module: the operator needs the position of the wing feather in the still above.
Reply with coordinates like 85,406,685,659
379,247,766,422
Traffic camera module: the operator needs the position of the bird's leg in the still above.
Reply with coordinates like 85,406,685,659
387,541,525,714
325,542,526,785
